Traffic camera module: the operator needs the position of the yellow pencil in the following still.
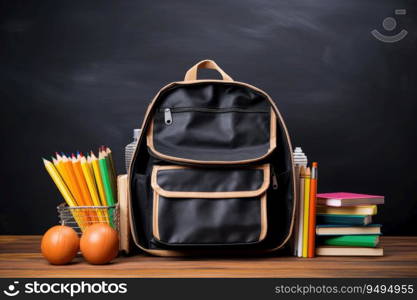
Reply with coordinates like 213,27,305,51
53,154,71,186
91,152,108,206
43,158,85,231
90,152,110,224
81,156,106,222
302,167,311,258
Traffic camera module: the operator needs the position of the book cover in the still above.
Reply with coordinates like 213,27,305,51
316,224,382,236
317,192,384,207
317,205,377,215
316,246,384,256
319,235,379,247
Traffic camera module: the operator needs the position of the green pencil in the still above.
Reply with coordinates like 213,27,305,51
104,146,117,201
99,150,115,227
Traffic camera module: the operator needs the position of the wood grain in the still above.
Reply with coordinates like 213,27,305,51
0,236,416,278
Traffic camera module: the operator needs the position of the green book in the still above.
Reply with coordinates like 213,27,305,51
317,214,372,226
320,235,379,247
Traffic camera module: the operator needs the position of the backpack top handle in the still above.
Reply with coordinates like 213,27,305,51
184,59,234,82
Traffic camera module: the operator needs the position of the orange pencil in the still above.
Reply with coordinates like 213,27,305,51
72,154,99,224
72,154,94,206
308,162,318,258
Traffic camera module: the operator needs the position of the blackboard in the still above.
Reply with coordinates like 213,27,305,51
1,0,416,234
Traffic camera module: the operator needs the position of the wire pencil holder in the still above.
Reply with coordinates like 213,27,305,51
57,203,119,234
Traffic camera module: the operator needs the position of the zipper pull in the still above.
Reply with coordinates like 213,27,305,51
271,167,278,190
164,108,172,125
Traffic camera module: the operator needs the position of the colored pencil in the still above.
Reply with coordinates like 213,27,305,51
90,152,107,206
308,162,318,258
55,154,90,229
88,154,110,223
72,154,94,207
80,155,105,223
302,167,311,258
296,166,306,257
105,147,117,200
53,154,71,187
43,158,85,231
61,154,85,206
99,151,115,206
43,159,77,207
99,151,116,227
69,154,98,225
72,153,97,225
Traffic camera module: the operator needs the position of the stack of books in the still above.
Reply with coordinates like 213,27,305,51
315,192,384,256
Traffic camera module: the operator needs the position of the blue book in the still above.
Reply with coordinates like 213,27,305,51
317,214,372,226
316,224,382,236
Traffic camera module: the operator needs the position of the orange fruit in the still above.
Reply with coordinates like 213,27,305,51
80,224,119,264
41,225,79,265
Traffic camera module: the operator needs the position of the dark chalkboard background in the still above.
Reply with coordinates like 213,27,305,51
1,0,416,235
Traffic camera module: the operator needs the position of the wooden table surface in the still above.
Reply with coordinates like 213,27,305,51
0,236,416,278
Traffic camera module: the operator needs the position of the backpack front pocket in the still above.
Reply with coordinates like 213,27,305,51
151,164,270,247
147,107,276,165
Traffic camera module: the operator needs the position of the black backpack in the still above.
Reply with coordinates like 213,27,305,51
128,60,295,256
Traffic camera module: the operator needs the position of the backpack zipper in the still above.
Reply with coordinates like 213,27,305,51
164,108,172,125
162,107,270,125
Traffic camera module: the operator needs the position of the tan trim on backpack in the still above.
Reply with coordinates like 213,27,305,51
152,190,160,240
151,164,270,199
259,192,268,241
184,59,234,82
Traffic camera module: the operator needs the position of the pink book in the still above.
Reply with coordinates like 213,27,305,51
317,192,384,207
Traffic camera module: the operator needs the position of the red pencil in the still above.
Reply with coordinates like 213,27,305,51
308,162,318,258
